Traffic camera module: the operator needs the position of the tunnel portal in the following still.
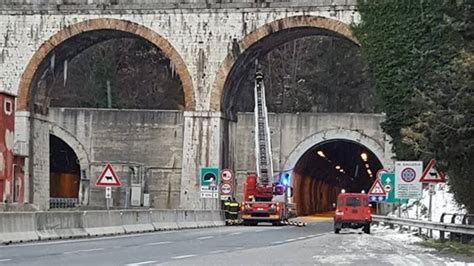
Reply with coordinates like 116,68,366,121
292,139,383,216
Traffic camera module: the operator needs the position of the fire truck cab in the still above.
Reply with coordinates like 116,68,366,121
333,191,372,234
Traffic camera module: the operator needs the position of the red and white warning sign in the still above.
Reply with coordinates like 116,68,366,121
368,179,386,195
221,169,233,182
219,183,233,195
96,163,122,187
420,159,446,183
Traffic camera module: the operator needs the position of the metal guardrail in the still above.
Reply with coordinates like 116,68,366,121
372,215,474,243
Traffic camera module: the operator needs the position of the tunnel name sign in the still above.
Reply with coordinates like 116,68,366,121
394,161,423,199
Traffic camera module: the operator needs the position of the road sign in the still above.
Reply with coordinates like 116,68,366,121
395,161,423,199
219,183,233,195
105,187,112,199
376,169,389,180
96,163,122,187
368,179,386,202
380,173,409,204
420,159,446,183
200,167,219,190
221,169,233,182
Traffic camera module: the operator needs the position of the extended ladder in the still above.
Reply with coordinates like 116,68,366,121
254,65,274,186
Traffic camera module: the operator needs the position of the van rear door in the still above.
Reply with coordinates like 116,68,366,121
342,196,363,221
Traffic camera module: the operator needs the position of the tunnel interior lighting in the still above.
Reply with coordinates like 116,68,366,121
335,165,341,170
339,169,344,173
367,169,372,175
317,150,326,158
361,152,368,162
365,163,370,168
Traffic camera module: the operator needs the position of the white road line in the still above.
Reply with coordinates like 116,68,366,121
0,259,12,262
230,232,242,235
271,241,284,245
63,248,105,255
197,236,214,240
307,234,316,238
297,237,306,240
171,255,196,259
234,247,244,250
208,250,227,254
284,239,296,242
125,260,157,266
145,241,172,246
255,229,264,232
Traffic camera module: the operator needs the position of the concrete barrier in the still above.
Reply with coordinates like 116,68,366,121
121,210,154,233
36,211,87,240
83,210,125,236
212,210,226,226
176,210,198,229
194,210,216,228
0,212,39,244
151,210,178,231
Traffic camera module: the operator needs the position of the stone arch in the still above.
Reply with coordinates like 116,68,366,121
49,123,90,168
283,128,385,173
17,18,195,112
211,15,359,114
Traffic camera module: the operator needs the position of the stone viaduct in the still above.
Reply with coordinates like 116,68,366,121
0,0,394,210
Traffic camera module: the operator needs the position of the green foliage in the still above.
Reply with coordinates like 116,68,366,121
354,0,473,212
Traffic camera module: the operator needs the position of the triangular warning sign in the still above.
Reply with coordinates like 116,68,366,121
368,179,386,196
96,163,122,187
420,159,446,183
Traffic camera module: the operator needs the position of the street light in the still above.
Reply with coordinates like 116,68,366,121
335,165,341,170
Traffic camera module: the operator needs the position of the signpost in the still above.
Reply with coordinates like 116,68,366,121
368,179,387,203
219,169,234,200
420,159,446,222
96,163,121,209
379,173,408,204
394,161,423,199
200,167,219,199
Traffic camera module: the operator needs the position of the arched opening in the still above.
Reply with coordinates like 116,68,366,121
17,18,194,113
211,16,365,118
49,134,80,208
292,139,383,216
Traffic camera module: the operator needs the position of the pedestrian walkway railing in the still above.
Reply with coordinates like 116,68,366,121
372,214,474,244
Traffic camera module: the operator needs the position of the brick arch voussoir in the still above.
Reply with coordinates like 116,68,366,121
17,18,195,112
210,15,359,112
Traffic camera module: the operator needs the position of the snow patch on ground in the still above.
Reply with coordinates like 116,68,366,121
390,183,465,222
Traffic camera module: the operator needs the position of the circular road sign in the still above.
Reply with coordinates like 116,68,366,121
401,167,416,183
219,183,233,195
384,184,392,192
221,169,233,182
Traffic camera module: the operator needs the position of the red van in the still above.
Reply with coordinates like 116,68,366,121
333,192,372,234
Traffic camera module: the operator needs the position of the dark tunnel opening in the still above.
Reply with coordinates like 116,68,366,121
292,139,383,216
49,135,81,200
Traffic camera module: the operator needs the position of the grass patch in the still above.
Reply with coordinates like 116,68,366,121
419,240,474,257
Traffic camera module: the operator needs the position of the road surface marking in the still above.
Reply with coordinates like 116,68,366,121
230,232,242,235
126,260,157,266
63,248,105,254
307,234,316,238
197,236,214,240
234,247,244,250
297,237,306,240
255,229,264,232
0,259,12,262
271,241,284,245
171,254,196,259
145,241,172,246
284,239,296,242
208,250,226,254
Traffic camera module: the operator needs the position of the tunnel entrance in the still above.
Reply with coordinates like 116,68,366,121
49,134,80,208
292,139,383,216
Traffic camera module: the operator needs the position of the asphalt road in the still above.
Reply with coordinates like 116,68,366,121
0,220,459,265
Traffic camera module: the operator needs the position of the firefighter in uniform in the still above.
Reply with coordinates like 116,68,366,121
228,198,240,224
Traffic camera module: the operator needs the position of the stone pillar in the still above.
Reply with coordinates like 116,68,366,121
31,114,50,210
180,111,225,210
